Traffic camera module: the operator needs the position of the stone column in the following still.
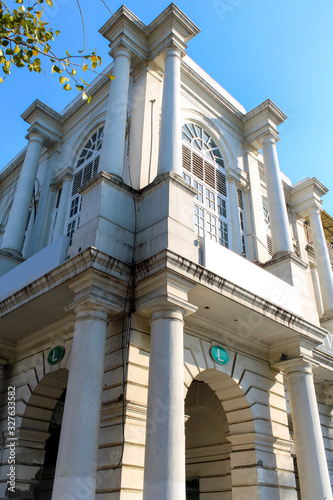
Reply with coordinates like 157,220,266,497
143,306,186,500
99,46,131,178
52,302,109,500
261,134,294,256
1,132,43,255
227,170,243,255
157,46,182,177
308,206,333,315
52,171,73,241
283,359,332,500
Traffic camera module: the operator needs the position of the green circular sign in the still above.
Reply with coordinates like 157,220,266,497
211,345,229,365
47,346,65,365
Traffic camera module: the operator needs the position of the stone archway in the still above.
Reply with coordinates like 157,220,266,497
183,357,298,500
185,380,232,499
185,369,256,500
14,369,68,499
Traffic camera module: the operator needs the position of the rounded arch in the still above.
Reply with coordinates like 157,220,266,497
186,368,255,434
181,109,238,171
64,112,106,169
20,368,68,432
14,369,68,499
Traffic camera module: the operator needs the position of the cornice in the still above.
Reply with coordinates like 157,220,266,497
0,247,131,318
21,99,62,124
135,248,328,346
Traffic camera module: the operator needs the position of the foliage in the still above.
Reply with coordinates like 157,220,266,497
0,0,113,101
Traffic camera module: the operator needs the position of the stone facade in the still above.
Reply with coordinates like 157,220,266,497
0,4,333,500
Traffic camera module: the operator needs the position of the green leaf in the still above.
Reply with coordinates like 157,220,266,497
14,45,20,54
63,83,71,90
15,0,24,3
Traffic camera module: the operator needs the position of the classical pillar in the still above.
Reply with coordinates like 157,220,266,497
1,132,43,255
261,134,294,256
310,263,324,318
157,46,182,177
308,206,333,315
99,46,131,178
143,306,186,500
52,171,73,241
227,170,243,255
283,359,332,500
243,146,269,262
52,302,109,500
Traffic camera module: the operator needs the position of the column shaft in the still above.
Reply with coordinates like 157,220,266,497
52,308,108,500
99,47,131,178
1,133,43,255
262,136,294,256
143,307,186,500
227,178,243,255
285,361,332,500
308,207,333,315
157,47,182,176
53,175,73,241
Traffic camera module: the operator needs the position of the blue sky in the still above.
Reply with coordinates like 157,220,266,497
1,0,333,213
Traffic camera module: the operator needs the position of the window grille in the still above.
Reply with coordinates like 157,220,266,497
182,123,229,248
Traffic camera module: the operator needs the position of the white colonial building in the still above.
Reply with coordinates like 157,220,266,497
1,4,333,500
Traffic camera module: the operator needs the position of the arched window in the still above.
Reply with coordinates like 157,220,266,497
66,126,104,244
182,123,229,248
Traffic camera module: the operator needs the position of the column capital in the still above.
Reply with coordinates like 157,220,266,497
226,167,248,189
163,45,182,59
66,270,127,316
51,166,74,190
150,305,186,323
243,99,285,149
277,356,314,375
27,131,44,145
136,270,197,318
308,204,322,217
110,44,132,61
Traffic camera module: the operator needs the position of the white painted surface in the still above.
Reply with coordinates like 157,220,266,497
201,236,303,316
284,360,333,500
262,136,294,255
52,308,108,500
308,206,333,315
98,47,131,178
143,307,186,500
1,133,43,254
157,47,182,176
227,176,243,255
0,235,69,301
53,173,72,241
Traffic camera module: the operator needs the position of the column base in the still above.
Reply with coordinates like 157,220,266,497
0,249,24,277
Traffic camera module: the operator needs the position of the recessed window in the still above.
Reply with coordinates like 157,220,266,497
65,126,104,245
182,123,229,247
